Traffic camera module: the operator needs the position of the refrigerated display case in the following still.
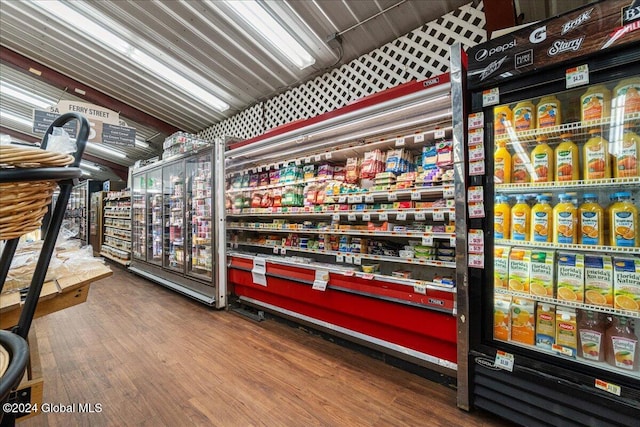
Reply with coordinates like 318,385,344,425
100,190,132,265
65,179,103,246
132,176,146,261
225,76,464,375
454,2,640,424
89,191,105,255
129,143,226,307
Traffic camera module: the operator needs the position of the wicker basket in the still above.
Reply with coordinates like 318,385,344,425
0,145,75,241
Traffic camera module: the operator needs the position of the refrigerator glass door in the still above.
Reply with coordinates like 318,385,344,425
163,161,185,272
147,169,163,265
132,174,146,261
187,152,213,280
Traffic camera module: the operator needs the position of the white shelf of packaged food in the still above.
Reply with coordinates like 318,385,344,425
234,241,456,268
104,232,130,241
104,224,131,231
503,112,640,144
229,251,456,292
100,249,131,266
226,207,454,220
104,214,131,219
494,337,640,379
495,239,640,255
496,177,640,193
495,288,640,319
227,226,455,241
104,192,131,201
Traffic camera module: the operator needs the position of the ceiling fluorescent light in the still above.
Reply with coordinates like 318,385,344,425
0,110,33,127
130,49,229,112
135,139,150,148
80,161,101,171
225,0,315,69
0,81,56,109
87,142,127,159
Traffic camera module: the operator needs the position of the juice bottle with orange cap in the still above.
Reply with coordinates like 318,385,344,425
579,193,604,246
494,140,512,184
494,195,511,240
555,133,580,181
608,192,638,247
537,95,562,129
531,194,553,243
530,136,554,182
511,195,530,241
613,124,640,178
583,129,611,180
513,100,536,132
581,85,611,123
612,77,640,115
554,194,578,244
494,105,513,136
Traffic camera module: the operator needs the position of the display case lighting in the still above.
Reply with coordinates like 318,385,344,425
0,110,32,127
0,81,56,109
87,142,128,159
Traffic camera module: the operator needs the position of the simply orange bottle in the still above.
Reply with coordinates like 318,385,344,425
511,195,531,241
531,195,553,243
531,136,554,182
494,105,513,136
613,124,640,178
537,95,562,129
579,194,604,246
613,77,640,115
494,195,511,240
608,192,638,247
580,85,611,123
553,193,578,244
495,140,512,184
583,129,611,180
555,133,580,182
513,100,536,132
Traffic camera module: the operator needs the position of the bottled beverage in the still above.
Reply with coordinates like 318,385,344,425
553,193,578,244
555,133,580,182
583,129,611,180
494,140,512,184
612,124,640,178
579,194,604,246
530,135,554,182
577,309,606,362
580,84,611,122
494,195,511,240
511,195,531,241
511,142,530,183
494,105,513,136
513,100,536,132
605,316,638,371
531,195,553,243
537,95,562,129
608,192,638,247
612,77,640,115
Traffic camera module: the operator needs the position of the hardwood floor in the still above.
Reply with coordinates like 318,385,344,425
18,266,514,426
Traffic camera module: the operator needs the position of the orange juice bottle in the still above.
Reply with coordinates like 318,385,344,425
511,195,531,241
579,194,604,246
494,140,512,184
580,85,611,123
537,95,562,129
511,143,530,183
555,133,580,182
531,136,554,182
531,195,553,243
613,77,640,115
494,105,513,136
513,100,536,132
494,195,511,240
608,192,638,247
613,124,640,178
553,193,578,244
583,129,611,180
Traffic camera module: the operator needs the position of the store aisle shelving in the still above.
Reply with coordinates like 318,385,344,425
20,267,513,427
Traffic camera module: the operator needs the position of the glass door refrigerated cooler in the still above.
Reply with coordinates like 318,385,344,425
455,2,640,425
129,143,226,308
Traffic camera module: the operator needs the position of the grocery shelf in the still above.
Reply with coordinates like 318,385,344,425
494,239,640,255
228,226,455,240
99,250,131,266
496,177,640,193
104,214,131,219
104,224,131,231
226,207,454,219
104,233,131,242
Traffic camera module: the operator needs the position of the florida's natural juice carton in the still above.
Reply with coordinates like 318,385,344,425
510,297,535,346
535,303,556,350
613,257,640,312
494,245,510,289
494,294,512,341
530,250,555,297
554,307,578,358
584,255,614,307
508,248,531,293
556,252,584,303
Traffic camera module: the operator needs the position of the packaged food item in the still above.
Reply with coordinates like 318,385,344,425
584,255,614,307
580,84,611,122
317,164,334,179
511,195,530,241
345,158,360,184
531,195,552,243
554,307,578,358
494,294,512,341
513,100,536,131
249,173,260,188
553,194,578,244
605,315,638,370
511,143,530,183
536,95,562,128
494,245,510,289
494,140,511,184
259,172,270,187
510,297,535,346
392,270,412,279
360,150,385,179
612,124,639,178
361,264,379,273
269,170,280,185
508,248,531,293
530,250,555,297
530,136,554,182
583,129,611,180
612,77,640,115
613,257,640,312
494,196,511,240
557,252,584,303
577,309,606,362
536,303,556,350
436,140,453,166
494,104,513,136
555,133,579,181
608,192,638,247
303,164,316,181
579,194,604,246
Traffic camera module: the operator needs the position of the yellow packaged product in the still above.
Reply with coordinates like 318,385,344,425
510,297,535,346
554,307,578,358
508,248,531,293
494,245,510,289
584,255,614,307
613,257,640,312
557,252,584,303
530,250,555,297
536,303,556,350
494,294,512,342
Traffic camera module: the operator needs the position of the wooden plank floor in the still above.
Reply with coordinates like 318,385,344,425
19,266,514,427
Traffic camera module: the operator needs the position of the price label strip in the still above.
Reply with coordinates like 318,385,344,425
482,88,500,107
379,213,389,221
397,212,407,221
395,137,405,147
411,190,421,201
494,350,514,372
432,210,445,221
434,128,446,139
566,64,589,89
414,133,425,143
415,212,426,221
362,213,371,221
365,194,375,203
